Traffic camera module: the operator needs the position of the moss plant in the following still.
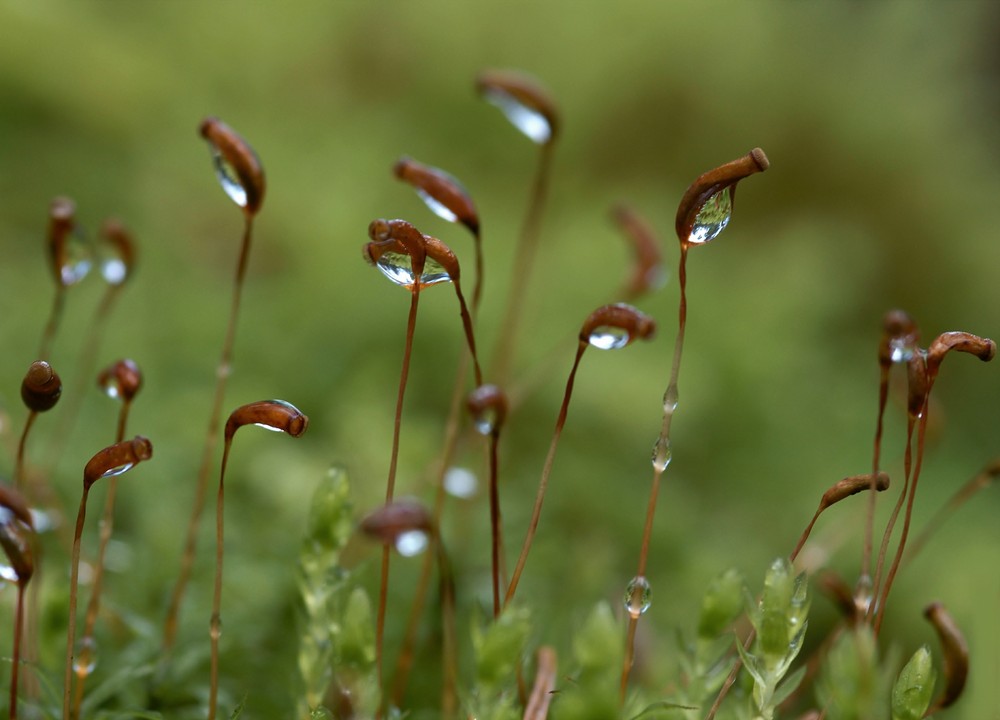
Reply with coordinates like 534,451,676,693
0,69,997,720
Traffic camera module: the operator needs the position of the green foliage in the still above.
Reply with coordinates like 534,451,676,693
891,646,936,720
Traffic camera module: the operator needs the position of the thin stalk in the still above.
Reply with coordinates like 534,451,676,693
39,285,67,361
207,437,235,720
14,412,38,490
164,213,254,652
491,142,554,385
504,341,586,608
487,427,503,618
435,536,458,720
63,488,91,720
72,400,132,717
620,245,688,701
862,362,891,588
377,287,421,713
10,583,27,720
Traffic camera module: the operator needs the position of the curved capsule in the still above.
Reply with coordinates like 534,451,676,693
360,500,434,544
83,436,153,489
579,303,656,350
612,204,665,298
924,602,969,711
199,117,266,215
98,219,136,286
48,196,91,286
467,384,508,436
394,157,479,235
98,358,143,402
675,148,769,246
476,69,559,145
224,400,309,441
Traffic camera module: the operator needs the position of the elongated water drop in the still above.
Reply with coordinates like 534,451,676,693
624,575,652,619
587,325,632,350
476,69,558,146
73,636,97,678
651,436,672,472
210,613,223,640
395,529,430,557
211,151,248,208
662,383,679,415
854,573,874,616
688,187,733,245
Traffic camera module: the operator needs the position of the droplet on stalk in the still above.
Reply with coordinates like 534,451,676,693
580,303,656,350
476,69,558,145
394,156,480,235
96,220,135,286
466,384,508,436
624,575,652,619
48,197,92,287
98,358,143,402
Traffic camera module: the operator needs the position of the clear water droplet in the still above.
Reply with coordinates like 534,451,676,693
210,613,223,640
662,384,679,415
587,325,631,350
624,575,652,619
73,636,97,677
29,508,57,533
0,564,19,583
60,230,93,286
375,252,452,289
444,467,478,499
688,187,733,245
473,406,498,435
889,338,916,363
100,373,122,400
209,149,248,208
395,529,429,557
100,462,134,479
853,574,873,616
416,188,459,224
651,437,672,472
482,89,552,144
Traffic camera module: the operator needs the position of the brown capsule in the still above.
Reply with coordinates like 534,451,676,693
47,196,83,286
906,352,929,419
364,219,428,275
612,204,665,299
0,483,34,530
83,436,153,489
924,602,969,712
466,384,508,436
476,69,559,145
97,358,143,403
818,472,891,512
199,117,266,216
360,500,433,545
98,219,136,286
579,303,657,350
21,360,62,412
0,511,34,583
926,331,996,371
393,156,480,236
224,400,309,442
675,148,769,246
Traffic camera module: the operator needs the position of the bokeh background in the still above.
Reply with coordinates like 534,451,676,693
1,2,998,717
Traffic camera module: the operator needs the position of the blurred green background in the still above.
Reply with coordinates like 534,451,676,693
1,2,997,717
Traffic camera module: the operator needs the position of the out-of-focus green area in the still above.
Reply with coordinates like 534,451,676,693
0,2,997,717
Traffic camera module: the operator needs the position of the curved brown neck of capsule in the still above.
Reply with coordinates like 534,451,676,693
612,204,663,300
924,602,969,712
366,219,429,286
100,219,136,283
48,197,77,285
675,148,769,244
83,436,153,489
475,69,559,143
578,303,657,347
200,117,266,216
926,331,996,378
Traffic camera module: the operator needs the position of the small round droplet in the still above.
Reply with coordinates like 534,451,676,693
688,187,733,245
624,575,652,619
587,325,631,350
73,636,97,678
60,230,93,286
473,407,498,435
889,337,916,364
651,437,672,472
395,529,429,557
210,613,223,640
444,467,478,499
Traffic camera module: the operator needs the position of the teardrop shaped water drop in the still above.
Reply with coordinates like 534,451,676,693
60,230,93,286
209,149,249,208
482,89,552,145
395,529,430,557
73,636,97,678
651,436,672,472
375,251,417,287
624,575,652,619
662,383,679,415
587,325,631,350
688,187,733,245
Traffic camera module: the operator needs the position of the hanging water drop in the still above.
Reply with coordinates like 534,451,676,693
662,383,679,415
587,325,632,350
473,406,499,435
73,636,97,678
624,575,652,619
417,188,460,224
476,70,558,145
889,337,917,363
209,613,223,640
688,187,733,245
444,467,478,499
854,573,874,616
60,229,93,286
395,529,430,557
651,436,672,472
99,462,134,479
210,150,249,208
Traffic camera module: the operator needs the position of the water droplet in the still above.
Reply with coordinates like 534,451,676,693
60,230,93,286
29,508,57,533
210,613,223,640
688,188,733,245
395,529,429,557
854,574,873,616
0,564,19,583
209,149,248,208
651,437,672,472
417,188,459,224
587,325,631,350
473,406,499,435
100,373,122,400
624,575,652,619
375,252,452,289
482,89,552,144
662,384,679,415
889,338,916,363
444,467,478,499
73,637,97,678
100,462,134,479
